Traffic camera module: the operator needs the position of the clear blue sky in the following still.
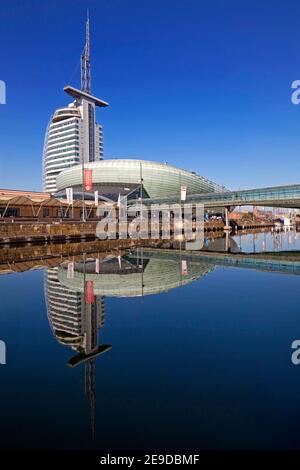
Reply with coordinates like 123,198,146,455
1,0,300,191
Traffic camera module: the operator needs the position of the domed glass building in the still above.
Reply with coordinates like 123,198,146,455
55,159,224,202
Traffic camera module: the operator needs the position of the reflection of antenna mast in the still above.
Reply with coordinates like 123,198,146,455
81,11,91,93
141,246,144,297
85,358,96,440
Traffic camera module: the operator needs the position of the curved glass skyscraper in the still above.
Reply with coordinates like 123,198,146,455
42,16,108,193
43,101,105,192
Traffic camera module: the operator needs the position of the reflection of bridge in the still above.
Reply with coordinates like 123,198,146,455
137,184,300,209
1,241,300,277
137,248,300,276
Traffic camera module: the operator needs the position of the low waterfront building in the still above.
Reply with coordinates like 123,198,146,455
0,188,99,219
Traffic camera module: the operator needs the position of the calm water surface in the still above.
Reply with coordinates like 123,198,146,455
0,229,300,451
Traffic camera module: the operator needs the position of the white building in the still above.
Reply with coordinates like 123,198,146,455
43,16,108,193
43,94,106,193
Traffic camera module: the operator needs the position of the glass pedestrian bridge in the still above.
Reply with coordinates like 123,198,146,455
135,183,300,209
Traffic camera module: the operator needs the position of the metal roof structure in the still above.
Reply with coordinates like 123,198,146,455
0,189,107,218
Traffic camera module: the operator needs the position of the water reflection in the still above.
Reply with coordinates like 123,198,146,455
1,228,299,277
1,229,300,450
44,252,215,436
201,227,300,253
231,227,300,253
45,266,111,437
203,234,240,252
57,251,214,297
44,243,300,408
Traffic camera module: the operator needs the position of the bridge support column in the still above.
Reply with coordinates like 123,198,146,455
224,207,231,232
225,230,230,253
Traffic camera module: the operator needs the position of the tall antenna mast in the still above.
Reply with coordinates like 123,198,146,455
81,10,91,93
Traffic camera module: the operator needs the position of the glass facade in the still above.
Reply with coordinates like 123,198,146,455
56,159,224,200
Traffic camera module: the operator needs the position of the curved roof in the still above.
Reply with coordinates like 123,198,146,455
56,159,223,199
0,189,51,201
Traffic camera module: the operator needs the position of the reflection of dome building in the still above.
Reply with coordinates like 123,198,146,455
55,159,225,201
57,253,214,297
44,253,214,437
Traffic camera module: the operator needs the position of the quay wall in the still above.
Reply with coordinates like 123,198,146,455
0,219,283,245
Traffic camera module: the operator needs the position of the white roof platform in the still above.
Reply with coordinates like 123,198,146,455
64,85,109,107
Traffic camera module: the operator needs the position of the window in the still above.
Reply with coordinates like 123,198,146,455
43,208,50,217
2,208,20,217
88,104,95,161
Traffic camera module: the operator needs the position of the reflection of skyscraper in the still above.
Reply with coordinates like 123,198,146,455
45,268,105,351
44,267,109,437
44,252,214,436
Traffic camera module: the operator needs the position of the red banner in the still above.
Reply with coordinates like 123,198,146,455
84,169,93,191
85,280,95,304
